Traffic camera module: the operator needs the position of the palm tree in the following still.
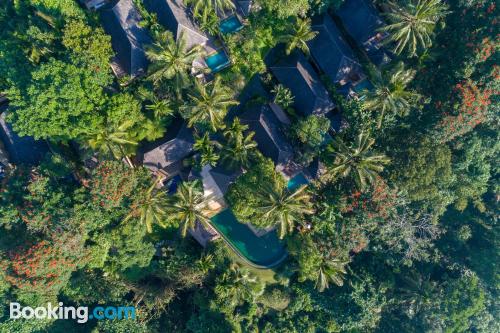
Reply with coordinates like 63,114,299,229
145,31,204,97
124,177,168,233
381,0,449,57
256,184,314,239
363,62,421,128
164,181,210,237
194,132,220,167
326,132,390,190
316,258,349,292
218,118,256,169
280,18,318,55
180,77,238,131
185,0,235,16
272,84,294,109
86,121,138,165
221,131,257,170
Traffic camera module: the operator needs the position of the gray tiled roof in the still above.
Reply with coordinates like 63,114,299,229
337,0,384,46
144,0,208,50
270,51,335,116
209,166,242,195
142,124,194,175
239,104,294,168
0,111,48,165
336,0,390,66
308,14,363,85
100,0,151,77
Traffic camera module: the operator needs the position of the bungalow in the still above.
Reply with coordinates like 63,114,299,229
141,124,195,180
80,0,108,10
239,103,296,176
143,0,211,51
270,51,335,117
100,0,151,79
0,111,48,165
307,14,364,90
336,0,391,66
234,0,254,17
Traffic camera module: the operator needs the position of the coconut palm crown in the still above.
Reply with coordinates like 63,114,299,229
363,62,421,128
327,132,390,190
255,184,314,239
381,0,449,57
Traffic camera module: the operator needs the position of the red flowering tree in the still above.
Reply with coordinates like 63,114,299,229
91,161,150,211
435,78,497,143
0,232,88,304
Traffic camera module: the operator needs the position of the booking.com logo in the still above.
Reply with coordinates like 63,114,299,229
10,302,136,324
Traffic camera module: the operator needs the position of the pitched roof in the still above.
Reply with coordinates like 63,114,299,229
307,14,363,85
142,124,194,175
0,111,48,165
336,0,390,66
337,0,384,46
100,0,151,77
239,104,294,168
144,0,209,50
209,166,242,195
235,0,253,16
270,51,335,116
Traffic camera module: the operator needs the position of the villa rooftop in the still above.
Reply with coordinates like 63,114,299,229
336,0,391,66
0,110,48,165
239,104,294,171
308,14,364,87
100,0,151,78
142,124,194,178
270,51,335,116
144,0,210,51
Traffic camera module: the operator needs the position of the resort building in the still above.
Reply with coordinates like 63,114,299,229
80,0,109,10
307,14,365,92
0,111,48,166
270,51,335,117
239,103,298,177
100,0,151,79
144,0,211,51
233,0,254,17
336,0,391,67
141,123,195,181
143,0,230,73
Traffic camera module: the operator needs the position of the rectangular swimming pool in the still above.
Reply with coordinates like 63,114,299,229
205,51,231,73
220,15,243,34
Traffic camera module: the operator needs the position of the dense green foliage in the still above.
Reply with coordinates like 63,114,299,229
0,0,498,332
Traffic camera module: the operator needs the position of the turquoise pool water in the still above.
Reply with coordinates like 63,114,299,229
220,15,243,34
205,51,231,73
287,173,309,190
210,209,287,268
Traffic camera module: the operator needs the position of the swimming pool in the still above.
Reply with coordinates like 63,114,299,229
220,15,243,34
210,209,287,268
205,51,231,73
287,173,309,191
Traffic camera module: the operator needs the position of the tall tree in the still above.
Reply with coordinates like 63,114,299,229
194,132,220,167
180,77,238,131
363,62,421,128
255,184,314,239
279,18,318,55
85,120,138,163
326,132,390,190
220,118,257,170
381,0,449,57
185,0,235,16
164,181,210,237
145,31,204,97
124,177,168,233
